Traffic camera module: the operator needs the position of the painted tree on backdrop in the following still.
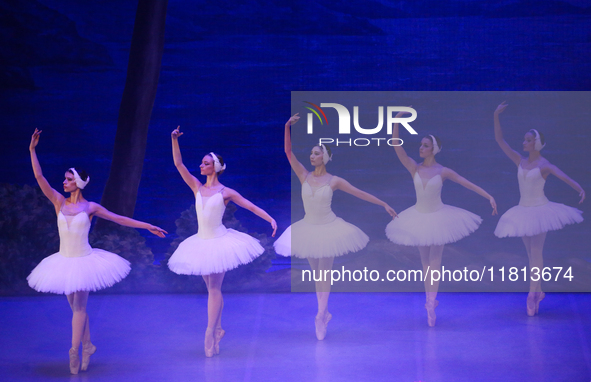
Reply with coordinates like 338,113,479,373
95,0,168,231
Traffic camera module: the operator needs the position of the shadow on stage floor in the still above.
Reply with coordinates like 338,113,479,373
1,292,590,381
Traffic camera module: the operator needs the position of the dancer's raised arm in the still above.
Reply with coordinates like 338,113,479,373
284,114,308,183
224,188,278,236
29,129,64,212
442,168,498,215
172,126,201,193
392,110,418,175
334,177,397,218
494,102,521,166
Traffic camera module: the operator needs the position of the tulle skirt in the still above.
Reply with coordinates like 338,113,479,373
27,249,131,295
494,201,583,238
274,217,369,259
168,229,264,275
386,204,482,246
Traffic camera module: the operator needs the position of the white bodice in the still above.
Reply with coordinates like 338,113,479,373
413,172,444,213
195,191,228,239
302,180,337,225
517,165,549,207
57,212,93,258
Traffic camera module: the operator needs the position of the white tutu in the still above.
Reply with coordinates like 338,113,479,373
274,217,369,259
495,165,583,238
495,202,583,237
27,248,131,295
386,204,482,246
386,173,482,247
168,229,264,275
168,190,264,276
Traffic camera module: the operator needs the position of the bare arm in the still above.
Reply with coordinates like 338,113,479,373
392,110,418,175
88,202,167,237
333,177,397,218
171,126,200,193
442,168,498,215
225,188,277,236
284,114,308,184
494,102,521,166
546,164,586,204
29,129,64,212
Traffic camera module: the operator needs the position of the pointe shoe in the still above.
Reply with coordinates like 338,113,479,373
526,293,537,317
204,328,215,358
81,342,96,371
425,300,438,327
69,347,80,375
315,312,332,341
214,327,225,355
535,292,545,315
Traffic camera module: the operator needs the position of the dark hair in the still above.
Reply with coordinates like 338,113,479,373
423,135,442,149
67,168,89,181
208,152,225,175
528,129,545,145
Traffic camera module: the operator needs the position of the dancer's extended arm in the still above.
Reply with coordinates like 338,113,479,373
544,164,586,204
334,177,397,218
494,102,521,166
172,126,201,193
392,110,418,175
88,202,167,237
224,188,277,236
442,168,498,215
29,129,65,212
285,114,308,183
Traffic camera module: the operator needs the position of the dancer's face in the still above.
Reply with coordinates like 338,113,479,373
419,138,434,158
523,132,536,152
310,146,324,167
200,155,215,175
63,171,78,193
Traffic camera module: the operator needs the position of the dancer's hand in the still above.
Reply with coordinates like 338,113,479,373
30,128,42,151
489,197,498,215
171,126,183,140
270,218,277,237
148,225,168,238
494,102,508,115
579,190,586,204
385,204,398,219
287,113,300,126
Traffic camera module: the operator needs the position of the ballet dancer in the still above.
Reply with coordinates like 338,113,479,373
167,126,277,357
493,102,584,316
26,129,167,374
386,110,497,327
274,114,397,340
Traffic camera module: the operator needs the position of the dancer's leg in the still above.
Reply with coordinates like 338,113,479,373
419,245,444,301
203,272,225,356
524,233,546,294
69,291,89,349
203,274,225,354
308,257,334,340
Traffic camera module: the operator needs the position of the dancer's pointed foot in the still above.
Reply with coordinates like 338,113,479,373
80,342,96,371
535,292,545,315
214,327,225,355
315,311,332,340
526,293,537,316
204,328,215,358
69,347,80,374
425,300,438,327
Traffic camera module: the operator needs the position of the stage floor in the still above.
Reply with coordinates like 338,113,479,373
1,292,590,381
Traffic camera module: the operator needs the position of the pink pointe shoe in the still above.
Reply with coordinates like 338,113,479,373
527,292,545,316
214,327,225,355
425,300,439,327
204,328,215,358
69,347,80,374
81,342,96,371
315,312,332,340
